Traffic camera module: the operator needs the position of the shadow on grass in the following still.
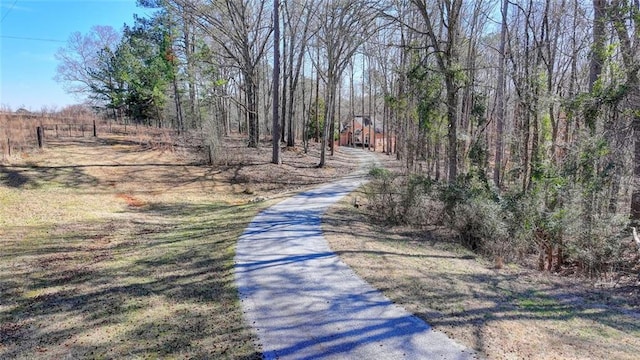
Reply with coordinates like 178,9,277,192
0,135,348,195
0,166,33,188
0,136,216,192
0,133,373,359
2,164,103,189
411,271,640,355
0,161,222,195
0,201,264,359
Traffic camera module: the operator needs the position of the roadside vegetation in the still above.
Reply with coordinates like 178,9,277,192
324,162,640,359
365,162,640,279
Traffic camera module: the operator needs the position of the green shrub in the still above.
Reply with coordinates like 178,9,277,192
400,174,435,224
566,209,629,278
449,196,509,255
366,167,400,224
366,168,437,226
368,167,393,179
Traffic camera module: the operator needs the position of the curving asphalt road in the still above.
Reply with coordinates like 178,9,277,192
235,148,476,359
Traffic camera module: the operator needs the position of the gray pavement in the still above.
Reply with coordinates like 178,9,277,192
235,148,476,359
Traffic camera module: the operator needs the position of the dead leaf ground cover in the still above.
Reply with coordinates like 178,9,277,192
0,132,354,359
323,154,640,360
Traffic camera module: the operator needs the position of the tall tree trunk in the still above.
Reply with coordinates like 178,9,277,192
446,77,458,181
184,14,199,129
350,62,355,147
633,118,640,221
319,79,337,168
285,57,294,148
563,0,580,155
272,0,281,164
315,47,320,143
302,57,309,153
494,0,508,187
368,53,373,152
238,86,244,134
221,96,229,136
246,73,259,148
280,21,288,144
545,0,563,162
330,83,337,156
172,75,184,135
589,0,607,93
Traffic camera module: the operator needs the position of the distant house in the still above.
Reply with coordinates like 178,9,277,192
339,115,393,151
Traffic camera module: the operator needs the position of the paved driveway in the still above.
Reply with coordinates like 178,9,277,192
235,148,476,359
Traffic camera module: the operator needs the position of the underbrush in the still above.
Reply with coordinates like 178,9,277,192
365,166,637,279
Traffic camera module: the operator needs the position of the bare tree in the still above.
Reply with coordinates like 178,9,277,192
283,0,314,147
272,0,282,164
589,0,607,93
494,0,509,187
177,0,273,148
314,0,381,168
54,25,121,98
411,0,464,182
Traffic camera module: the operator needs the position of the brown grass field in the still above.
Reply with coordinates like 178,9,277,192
0,112,180,161
0,127,355,359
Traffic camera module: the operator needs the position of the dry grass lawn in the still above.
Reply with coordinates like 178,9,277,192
0,132,354,359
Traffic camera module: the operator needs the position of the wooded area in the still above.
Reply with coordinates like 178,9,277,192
54,0,640,278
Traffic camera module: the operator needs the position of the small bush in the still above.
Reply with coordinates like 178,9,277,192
366,167,400,223
567,213,630,278
365,168,438,226
438,174,516,259
449,196,509,255
368,167,393,179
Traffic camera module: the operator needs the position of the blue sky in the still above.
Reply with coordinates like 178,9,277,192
0,0,144,111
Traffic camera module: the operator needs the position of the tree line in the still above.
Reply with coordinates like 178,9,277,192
55,0,639,277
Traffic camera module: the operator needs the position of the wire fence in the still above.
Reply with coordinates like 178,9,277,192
0,113,188,161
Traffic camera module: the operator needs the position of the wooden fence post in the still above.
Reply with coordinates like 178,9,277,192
7,138,10,156
93,120,97,137
81,124,85,137
37,127,43,149
207,145,213,165
55,125,59,138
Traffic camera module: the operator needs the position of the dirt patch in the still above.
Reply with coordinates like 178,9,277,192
323,190,640,360
115,193,146,207
213,138,358,198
